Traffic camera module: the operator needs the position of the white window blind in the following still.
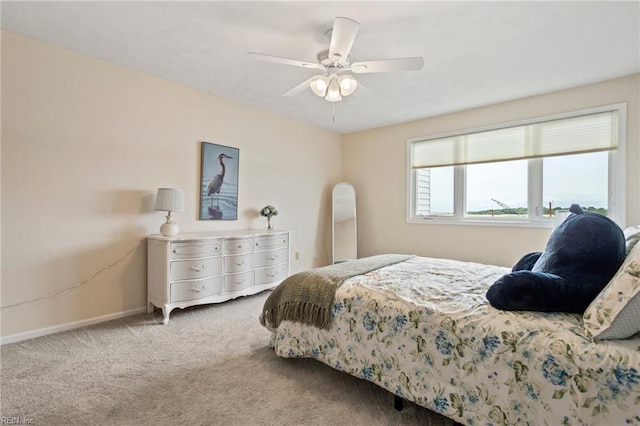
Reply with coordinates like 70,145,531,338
411,110,619,169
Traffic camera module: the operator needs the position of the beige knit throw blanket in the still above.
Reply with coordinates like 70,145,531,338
260,254,413,330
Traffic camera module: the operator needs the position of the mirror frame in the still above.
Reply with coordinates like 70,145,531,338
332,182,357,264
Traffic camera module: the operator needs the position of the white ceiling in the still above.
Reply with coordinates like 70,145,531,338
2,1,639,134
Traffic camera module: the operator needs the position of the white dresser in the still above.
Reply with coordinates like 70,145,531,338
147,230,290,324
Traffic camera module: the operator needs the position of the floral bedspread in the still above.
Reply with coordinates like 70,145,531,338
267,256,640,425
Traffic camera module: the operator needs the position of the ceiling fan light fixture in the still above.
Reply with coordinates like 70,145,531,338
310,75,330,97
325,80,342,102
338,74,357,96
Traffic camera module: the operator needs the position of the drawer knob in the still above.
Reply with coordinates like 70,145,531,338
189,285,208,293
235,260,245,265
233,278,244,285
188,265,208,273
267,271,278,278
266,255,278,261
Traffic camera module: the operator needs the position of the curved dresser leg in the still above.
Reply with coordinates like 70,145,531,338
162,305,171,325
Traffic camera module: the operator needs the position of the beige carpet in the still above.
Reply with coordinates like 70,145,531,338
1,292,453,426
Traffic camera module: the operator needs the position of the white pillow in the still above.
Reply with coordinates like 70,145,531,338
583,242,640,340
623,225,640,255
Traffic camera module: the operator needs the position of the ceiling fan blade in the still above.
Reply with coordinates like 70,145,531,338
281,76,316,97
247,52,324,70
350,57,424,74
328,17,360,63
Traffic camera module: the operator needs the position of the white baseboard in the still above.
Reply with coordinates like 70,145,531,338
1,307,147,345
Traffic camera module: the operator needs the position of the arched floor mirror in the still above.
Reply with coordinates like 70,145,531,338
332,182,357,264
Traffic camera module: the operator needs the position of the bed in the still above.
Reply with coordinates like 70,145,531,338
260,253,640,425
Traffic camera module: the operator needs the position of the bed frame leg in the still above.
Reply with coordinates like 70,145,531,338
394,395,403,411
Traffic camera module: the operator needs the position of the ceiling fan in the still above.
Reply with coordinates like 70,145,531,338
247,17,424,102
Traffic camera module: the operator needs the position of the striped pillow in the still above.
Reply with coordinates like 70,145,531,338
583,242,640,340
624,225,640,255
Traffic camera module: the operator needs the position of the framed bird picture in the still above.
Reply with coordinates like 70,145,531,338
199,142,239,220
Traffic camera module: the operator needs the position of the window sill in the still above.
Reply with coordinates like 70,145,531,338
406,217,555,229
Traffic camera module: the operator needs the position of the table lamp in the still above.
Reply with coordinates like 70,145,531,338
154,188,185,236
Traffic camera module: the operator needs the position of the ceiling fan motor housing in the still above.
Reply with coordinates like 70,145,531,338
317,49,351,69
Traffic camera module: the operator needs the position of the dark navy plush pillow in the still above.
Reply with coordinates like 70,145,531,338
486,205,626,314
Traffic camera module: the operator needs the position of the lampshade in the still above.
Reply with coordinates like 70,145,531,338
325,80,342,102
338,75,357,96
154,188,185,213
310,76,330,97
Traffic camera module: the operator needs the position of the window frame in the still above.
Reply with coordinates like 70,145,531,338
406,103,627,228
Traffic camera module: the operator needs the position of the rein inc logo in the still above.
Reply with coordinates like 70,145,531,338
1,417,34,425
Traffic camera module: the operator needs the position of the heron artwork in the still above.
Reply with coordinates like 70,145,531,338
208,153,233,207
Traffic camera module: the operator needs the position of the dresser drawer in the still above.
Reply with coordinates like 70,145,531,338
170,276,223,303
170,257,222,281
223,237,253,255
255,263,289,285
224,253,253,274
223,271,253,293
170,240,222,260
255,233,289,251
254,248,288,268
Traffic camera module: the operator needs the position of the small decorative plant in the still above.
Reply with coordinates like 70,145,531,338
260,205,278,230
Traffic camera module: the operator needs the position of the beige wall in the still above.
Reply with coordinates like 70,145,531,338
343,74,640,267
1,31,342,340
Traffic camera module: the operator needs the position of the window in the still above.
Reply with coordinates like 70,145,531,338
407,104,626,226
466,159,528,217
415,167,454,216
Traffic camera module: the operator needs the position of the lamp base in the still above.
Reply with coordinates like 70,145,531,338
160,217,179,237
